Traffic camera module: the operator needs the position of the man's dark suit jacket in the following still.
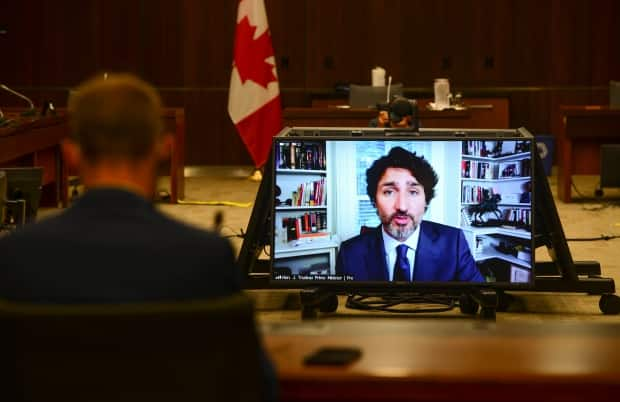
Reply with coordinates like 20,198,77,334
0,188,277,401
336,221,484,282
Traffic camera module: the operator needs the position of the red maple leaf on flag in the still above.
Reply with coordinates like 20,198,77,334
233,16,278,88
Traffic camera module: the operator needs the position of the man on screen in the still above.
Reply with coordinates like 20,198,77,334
336,146,484,282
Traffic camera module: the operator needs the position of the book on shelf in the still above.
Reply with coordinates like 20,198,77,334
276,141,326,170
289,178,326,207
280,212,328,242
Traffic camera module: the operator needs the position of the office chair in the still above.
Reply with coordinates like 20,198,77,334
349,83,404,108
0,293,263,402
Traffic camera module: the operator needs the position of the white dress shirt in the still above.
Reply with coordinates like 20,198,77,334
382,224,421,281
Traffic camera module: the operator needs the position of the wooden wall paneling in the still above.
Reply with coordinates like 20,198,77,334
589,0,620,85
37,0,100,87
364,0,403,86
305,0,379,89
182,0,236,88
96,0,143,81
280,90,311,109
508,91,551,135
399,1,475,87
183,90,252,166
505,0,551,85
550,0,592,85
470,0,511,86
140,0,184,87
400,0,444,87
430,1,476,86
0,2,41,86
267,0,307,88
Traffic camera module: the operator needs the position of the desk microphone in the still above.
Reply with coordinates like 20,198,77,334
0,83,36,117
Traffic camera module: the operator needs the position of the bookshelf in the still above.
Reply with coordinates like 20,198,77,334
273,141,337,278
460,140,533,282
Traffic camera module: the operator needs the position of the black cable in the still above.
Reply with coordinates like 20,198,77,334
570,179,588,198
565,234,620,242
345,293,457,314
569,180,620,211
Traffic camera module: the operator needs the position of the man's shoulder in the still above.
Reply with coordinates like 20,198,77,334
422,220,461,233
340,227,381,249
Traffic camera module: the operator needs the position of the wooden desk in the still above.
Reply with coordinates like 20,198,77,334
161,108,185,203
0,114,68,207
556,106,620,202
291,98,509,129
0,108,186,205
263,319,620,402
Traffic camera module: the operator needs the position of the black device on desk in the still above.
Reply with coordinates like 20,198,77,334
304,347,361,366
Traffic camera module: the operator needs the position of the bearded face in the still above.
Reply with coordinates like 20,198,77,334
374,167,427,241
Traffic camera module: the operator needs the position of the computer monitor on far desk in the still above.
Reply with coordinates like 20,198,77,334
349,83,404,108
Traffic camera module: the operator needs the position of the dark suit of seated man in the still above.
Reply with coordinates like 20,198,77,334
336,146,484,282
0,74,277,401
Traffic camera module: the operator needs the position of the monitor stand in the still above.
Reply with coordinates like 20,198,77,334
240,136,620,317
299,287,500,320
497,151,620,314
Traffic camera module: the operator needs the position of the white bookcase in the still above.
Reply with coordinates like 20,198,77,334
460,140,532,277
272,142,337,277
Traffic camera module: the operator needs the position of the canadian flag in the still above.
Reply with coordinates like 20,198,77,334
228,0,282,168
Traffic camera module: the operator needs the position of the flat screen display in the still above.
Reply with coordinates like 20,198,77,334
270,130,534,289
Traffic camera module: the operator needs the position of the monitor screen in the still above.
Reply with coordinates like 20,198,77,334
270,128,535,289
1,167,43,226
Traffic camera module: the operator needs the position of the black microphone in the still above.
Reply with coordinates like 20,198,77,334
0,84,36,117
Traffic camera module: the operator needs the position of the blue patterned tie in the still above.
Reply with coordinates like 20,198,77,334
394,244,410,282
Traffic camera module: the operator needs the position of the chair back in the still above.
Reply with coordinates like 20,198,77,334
349,83,404,108
0,293,263,402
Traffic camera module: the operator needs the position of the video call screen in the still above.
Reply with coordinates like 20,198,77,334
270,136,534,287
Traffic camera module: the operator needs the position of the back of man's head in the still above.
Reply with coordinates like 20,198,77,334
68,73,163,163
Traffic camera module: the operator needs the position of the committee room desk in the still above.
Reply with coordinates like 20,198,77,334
262,319,620,402
0,114,68,207
556,106,620,202
0,108,186,205
286,98,509,129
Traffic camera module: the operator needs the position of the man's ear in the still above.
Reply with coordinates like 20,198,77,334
155,134,173,160
61,139,82,170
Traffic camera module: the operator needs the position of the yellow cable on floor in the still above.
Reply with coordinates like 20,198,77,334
177,199,253,207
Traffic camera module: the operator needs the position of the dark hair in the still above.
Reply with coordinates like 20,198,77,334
366,146,438,205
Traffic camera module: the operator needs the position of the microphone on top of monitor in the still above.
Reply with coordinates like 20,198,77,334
0,83,36,117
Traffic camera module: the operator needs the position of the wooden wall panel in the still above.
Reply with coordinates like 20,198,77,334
305,0,403,88
182,90,251,165
96,0,142,81
0,2,42,86
0,0,618,166
550,0,592,85
268,0,307,88
182,0,236,88
140,0,184,86
36,0,100,86
589,0,620,85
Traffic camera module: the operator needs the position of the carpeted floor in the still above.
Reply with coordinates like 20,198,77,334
39,166,620,320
